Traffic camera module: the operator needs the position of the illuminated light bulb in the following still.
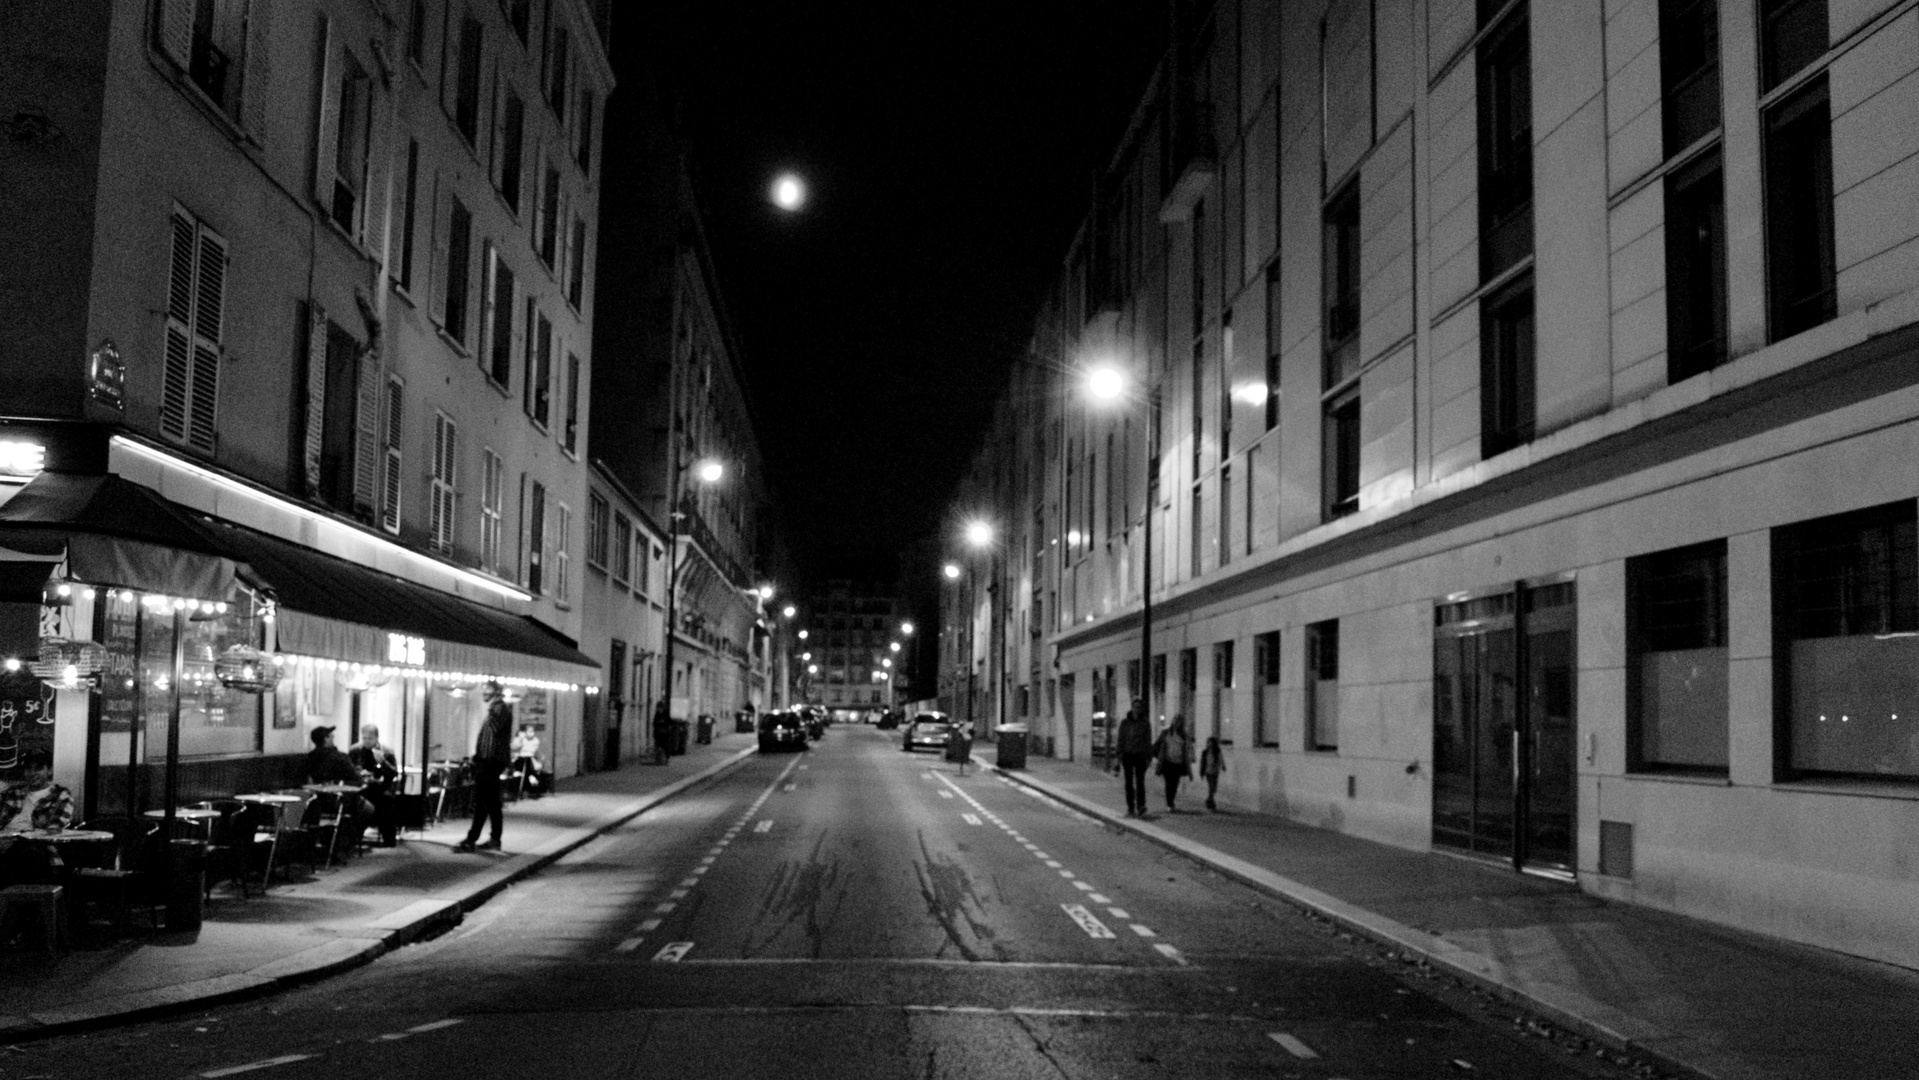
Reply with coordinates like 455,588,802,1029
55,583,70,597
82,588,95,600
2,658,16,673
215,602,228,614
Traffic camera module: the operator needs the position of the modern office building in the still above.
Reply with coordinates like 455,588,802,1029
944,0,1919,970
0,0,610,807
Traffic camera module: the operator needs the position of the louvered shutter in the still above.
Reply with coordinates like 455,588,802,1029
161,214,196,442
187,228,225,451
304,302,327,495
311,15,337,208
241,0,273,144
381,379,403,533
428,171,450,324
478,244,496,371
441,419,457,553
353,332,380,509
158,0,194,69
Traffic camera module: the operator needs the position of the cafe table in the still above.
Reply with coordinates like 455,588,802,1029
142,807,221,838
13,828,112,846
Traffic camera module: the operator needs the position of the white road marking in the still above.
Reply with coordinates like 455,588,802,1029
1058,869,1076,879
937,790,954,799
679,877,700,888
1130,924,1157,938
1061,903,1116,939
653,902,677,914
653,941,695,963
408,1019,464,1033
1073,881,1095,892
754,819,774,833
784,783,796,791
639,918,662,932
690,866,708,877
1088,893,1111,904
1107,907,1130,920
615,937,645,953
1153,943,1187,965
799,764,808,769
961,813,982,826
1034,852,1051,860
669,889,690,900
708,847,725,856
700,856,716,865
1268,1033,1320,1060
201,1057,316,1078
1043,860,1061,868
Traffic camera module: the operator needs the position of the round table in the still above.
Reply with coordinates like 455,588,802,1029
143,808,222,822
303,783,363,795
12,828,112,845
234,793,303,804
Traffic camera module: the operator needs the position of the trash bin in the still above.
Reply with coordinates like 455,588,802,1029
996,724,1029,770
167,839,207,931
696,715,714,745
668,719,691,755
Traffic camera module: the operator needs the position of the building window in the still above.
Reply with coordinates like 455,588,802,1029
1191,199,1206,336
568,217,587,308
1761,0,1827,92
1322,182,1361,389
586,493,608,568
546,23,569,120
554,503,571,604
1322,389,1359,520
498,91,525,213
380,377,404,534
1477,8,1532,281
397,140,420,291
328,54,372,234
563,354,580,454
1659,0,1721,155
1306,619,1339,752
1629,541,1729,772
503,0,530,43
453,15,483,145
1219,462,1232,567
1480,273,1535,457
577,89,596,172
485,248,514,386
538,164,560,268
527,479,546,594
1665,152,1727,382
1211,640,1234,745
1177,648,1198,726
1265,263,1281,432
481,448,503,572
1190,483,1203,578
444,196,474,345
527,311,552,427
1764,78,1835,342
429,413,457,555
611,512,632,585
1775,501,1919,780
406,0,427,63
1253,631,1279,747
162,209,226,453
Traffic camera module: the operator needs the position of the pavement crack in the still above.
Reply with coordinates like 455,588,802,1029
1012,1012,1073,1078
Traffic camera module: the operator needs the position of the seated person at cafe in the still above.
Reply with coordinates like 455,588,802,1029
304,726,373,852
510,725,544,797
347,724,400,848
0,750,74,881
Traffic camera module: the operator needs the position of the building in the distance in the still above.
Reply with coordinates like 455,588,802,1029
944,0,1919,973
0,0,611,811
806,579,908,717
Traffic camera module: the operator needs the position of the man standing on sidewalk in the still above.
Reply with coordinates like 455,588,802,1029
456,682,513,853
1115,698,1152,817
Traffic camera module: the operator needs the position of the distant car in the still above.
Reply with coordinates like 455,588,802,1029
902,713,957,753
876,708,904,730
758,710,810,753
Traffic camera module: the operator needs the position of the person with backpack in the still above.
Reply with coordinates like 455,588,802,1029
1154,714,1192,813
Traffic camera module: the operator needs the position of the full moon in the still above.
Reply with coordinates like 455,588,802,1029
771,173,806,211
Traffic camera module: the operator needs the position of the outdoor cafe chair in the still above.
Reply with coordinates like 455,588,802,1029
66,817,161,934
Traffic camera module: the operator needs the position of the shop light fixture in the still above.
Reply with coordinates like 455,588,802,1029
113,436,533,603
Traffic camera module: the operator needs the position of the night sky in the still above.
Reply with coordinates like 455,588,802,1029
607,2,1167,586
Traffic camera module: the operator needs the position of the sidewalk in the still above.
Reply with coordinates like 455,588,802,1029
982,750,1919,1080
0,732,759,1041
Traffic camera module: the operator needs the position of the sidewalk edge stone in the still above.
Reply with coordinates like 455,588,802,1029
979,760,1720,1080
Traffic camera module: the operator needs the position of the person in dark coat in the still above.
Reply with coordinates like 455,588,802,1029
456,682,513,852
348,724,400,847
1115,698,1153,818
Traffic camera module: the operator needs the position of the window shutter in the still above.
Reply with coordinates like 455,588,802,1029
187,227,225,452
303,302,327,496
311,16,337,208
161,214,195,442
157,0,194,69
353,334,380,508
381,378,403,533
429,171,450,324
478,243,496,371
517,472,530,585
241,0,273,145
164,214,224,452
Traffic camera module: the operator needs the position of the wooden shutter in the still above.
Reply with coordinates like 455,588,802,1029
161,214,196,443
303,302,328,496
381,378,403,534
311,15,337,208
163,213,224,453
353,329,380,509
478,243,497,372
157,0,194,68
428,170,450,324
241,0,273,144
187,227,226,451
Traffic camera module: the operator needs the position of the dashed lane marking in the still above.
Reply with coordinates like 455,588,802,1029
679,877,700,888
1107,908,1130,920
652,941,695,963
1088,893,1111,904
754,819,774,833
784,783,797,791
1072,881,1095,892
615,937,645,953
1153,943,1187,965
639,918,662,932
653,902,677,914
1061,903,1116,939
937,790,954,799
408,1020,464,1033
1268,1033,1320,1060
200,1057,316,1078
1043,860,1061,868
1058,869,1076,879
961,813,982,826
700,856,716,865
669,889,690,900
1130,924,1157,938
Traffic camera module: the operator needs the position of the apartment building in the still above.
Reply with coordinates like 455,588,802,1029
0,0,609,804
946,0,1919,970
805,579,908,715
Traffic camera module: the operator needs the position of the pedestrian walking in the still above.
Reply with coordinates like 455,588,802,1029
456,681,513,853
1198,735,1224,811
1155,714,1192,813
1115,698,1153,817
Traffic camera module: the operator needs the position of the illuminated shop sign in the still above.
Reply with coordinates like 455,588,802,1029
387,633,426,665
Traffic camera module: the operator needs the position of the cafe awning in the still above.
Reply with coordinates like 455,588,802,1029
0,472,242,600
202,521,598,685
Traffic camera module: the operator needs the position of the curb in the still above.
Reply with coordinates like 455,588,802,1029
0,745,759,1044
976,759,1721,1080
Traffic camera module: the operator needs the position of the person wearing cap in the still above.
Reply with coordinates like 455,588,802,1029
304,726,363,786
456,681,513,853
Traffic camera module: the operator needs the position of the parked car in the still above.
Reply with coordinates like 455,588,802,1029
803,709,825,740
876,708,904,730
758,710,810,753
902,713,957,753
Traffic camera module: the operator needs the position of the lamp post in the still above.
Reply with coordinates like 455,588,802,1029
662,447,722,752
964,520,998,736
1086,363,1160,724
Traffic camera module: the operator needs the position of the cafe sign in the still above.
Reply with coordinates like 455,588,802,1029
386,633,425,666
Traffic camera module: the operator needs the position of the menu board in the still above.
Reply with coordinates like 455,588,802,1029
99,591,140,733
0,670,50,776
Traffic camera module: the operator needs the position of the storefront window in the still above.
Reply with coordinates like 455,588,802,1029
141,603,262,761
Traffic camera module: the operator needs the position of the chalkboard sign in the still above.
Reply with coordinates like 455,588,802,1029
100,591,139,734
0,670,51,775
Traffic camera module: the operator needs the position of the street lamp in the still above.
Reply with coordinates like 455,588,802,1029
771,172,807,212
962,519,1002,735
888,641,901,653
782,604,796,619
900,621,914,635
943,563,961,580
663,446,725,747
1084,361,1160,726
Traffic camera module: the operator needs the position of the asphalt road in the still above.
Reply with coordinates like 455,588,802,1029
10,727,1666,1079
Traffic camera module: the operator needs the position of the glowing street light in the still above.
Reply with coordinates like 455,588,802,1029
798,629,808,640
758,584,775,600
782,604,796,618
943,563,961,580
900,621,915,635
1086,364,1126,401
882,658,893,669
801,652,811,662
807,664,819,675
771,172,807,211
696,459,724,484
889,642,901,653
965,520,993,548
